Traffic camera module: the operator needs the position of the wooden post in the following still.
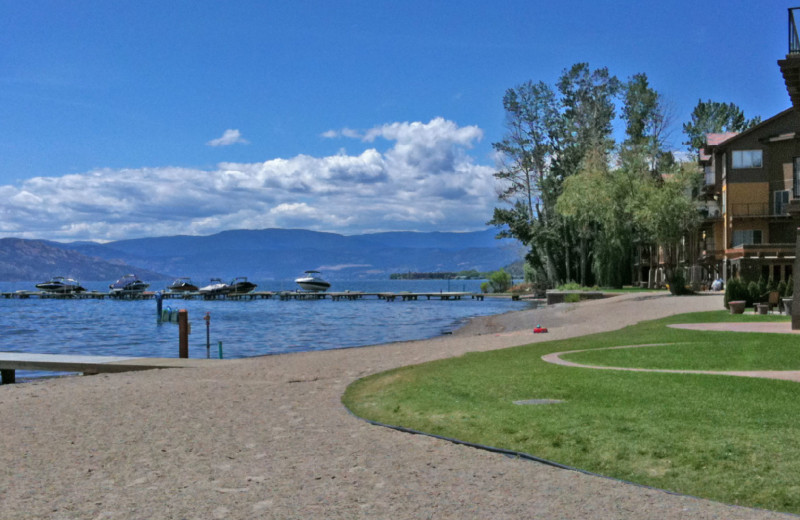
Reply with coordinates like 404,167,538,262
178,309,189,358
1,369,15,384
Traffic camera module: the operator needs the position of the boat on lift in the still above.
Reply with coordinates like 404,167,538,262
35,277,86,294
295,270,331,292
228,277,257,294
109,274,149,296
198,278,231,296
167,277,198,292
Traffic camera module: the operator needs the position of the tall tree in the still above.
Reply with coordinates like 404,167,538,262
489,64,621,287
631,162,702,292
621,73,673,173
682,99,761,151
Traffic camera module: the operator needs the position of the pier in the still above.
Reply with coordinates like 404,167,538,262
0,353,217,384
0,290,487,301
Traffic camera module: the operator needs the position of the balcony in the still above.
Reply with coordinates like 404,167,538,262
727,243,795,259
779,8,800,109
729,203,769,218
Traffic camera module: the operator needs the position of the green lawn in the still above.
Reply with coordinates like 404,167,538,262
343,311,800,514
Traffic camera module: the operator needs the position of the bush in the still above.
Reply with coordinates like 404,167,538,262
747,281,760,306
777,280,787,298
668,270,692,295
557,281,583,291
487,269,512,293
724,277,750,309
786,276,794,298
767,277,778,292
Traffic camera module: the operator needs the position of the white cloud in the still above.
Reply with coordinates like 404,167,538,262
207,129,249,147
0,118,497,241
320,127,361,139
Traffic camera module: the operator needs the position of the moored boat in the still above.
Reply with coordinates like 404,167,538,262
167,277,198,292
228,277,257,294
295,270,331,292
35,277,86,294
198,278,231,296
109,274,149,296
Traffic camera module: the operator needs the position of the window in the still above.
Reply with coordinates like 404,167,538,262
732,150,763,169
732,229,762,247
775,190,790,215
704,166,714,185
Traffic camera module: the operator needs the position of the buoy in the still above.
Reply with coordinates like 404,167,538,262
533,324,548,333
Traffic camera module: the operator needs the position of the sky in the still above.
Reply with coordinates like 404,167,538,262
1,0,798,242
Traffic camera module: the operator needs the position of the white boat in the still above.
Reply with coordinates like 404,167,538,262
198,278,231,296
36,276,86,294
109,274,149,296
295,270,331,292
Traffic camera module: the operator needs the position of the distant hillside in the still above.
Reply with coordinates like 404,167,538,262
35,228,523,281
0,238,168,282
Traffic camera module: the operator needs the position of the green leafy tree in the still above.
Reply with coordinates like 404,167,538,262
632,162,702,292
682,99,761,151
490,63,620,288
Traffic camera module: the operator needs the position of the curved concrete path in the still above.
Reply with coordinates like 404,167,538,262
1,292,796,519
542,342,800,383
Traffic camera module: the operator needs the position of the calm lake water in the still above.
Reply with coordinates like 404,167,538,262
0,280,530,380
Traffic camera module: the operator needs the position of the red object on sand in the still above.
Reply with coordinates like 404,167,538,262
533,326,548,333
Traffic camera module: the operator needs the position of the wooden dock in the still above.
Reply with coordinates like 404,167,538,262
0,353,217,384
0,290,486,301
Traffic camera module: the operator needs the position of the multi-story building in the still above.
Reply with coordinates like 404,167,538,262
697,109,800,284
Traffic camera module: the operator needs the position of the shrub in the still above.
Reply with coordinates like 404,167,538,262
487,269,512,293
668,270,692,295
724,277,749,309
557,281,582,291
777,280,787,298
748,281,760,306
564,293,581,303
767,277,778,292
786,276,794,298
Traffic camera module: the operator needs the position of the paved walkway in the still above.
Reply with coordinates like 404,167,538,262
542,340,800,383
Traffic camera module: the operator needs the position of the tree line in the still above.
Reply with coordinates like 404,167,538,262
490,63,760,291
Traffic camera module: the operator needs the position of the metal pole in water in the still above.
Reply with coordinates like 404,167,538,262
204,312,211,359
218,341,223,359
178,309,189,358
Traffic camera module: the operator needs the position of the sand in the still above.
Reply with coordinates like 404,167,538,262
0,291,795,519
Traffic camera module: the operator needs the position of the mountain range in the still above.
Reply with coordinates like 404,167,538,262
0,228,523,282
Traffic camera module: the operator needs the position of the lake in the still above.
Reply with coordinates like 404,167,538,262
0,279,531,380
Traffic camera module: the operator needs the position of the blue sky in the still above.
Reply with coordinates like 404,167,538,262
1,0,797,241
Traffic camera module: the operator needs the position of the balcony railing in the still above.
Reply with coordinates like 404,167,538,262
791,8,800,54
729,203,769,217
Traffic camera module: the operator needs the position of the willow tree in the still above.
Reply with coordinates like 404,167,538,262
632,162,702,292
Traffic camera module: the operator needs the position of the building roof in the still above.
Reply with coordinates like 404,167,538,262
705,132,739,146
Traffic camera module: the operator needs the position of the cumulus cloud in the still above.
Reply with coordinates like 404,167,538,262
0,118,496,241
207,129,249,147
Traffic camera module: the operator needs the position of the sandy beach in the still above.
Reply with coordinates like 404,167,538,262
0,292,795,519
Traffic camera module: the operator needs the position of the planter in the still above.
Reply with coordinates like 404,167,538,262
728,300,746,315
757,304,768,315
783,298,793,316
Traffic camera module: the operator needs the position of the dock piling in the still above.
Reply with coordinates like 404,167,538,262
178,310,189,359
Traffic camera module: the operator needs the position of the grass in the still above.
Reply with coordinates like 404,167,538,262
342,310,800,514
